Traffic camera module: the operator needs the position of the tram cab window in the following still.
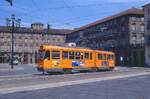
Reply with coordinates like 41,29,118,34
69,52,74,59
52,51,60,59
44,51,50,60
62,51,68,59
85,52,89,59
75,52,80,59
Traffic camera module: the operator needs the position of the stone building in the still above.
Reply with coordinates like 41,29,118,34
0,23,72,64
143,3,150,67
66,8,145,66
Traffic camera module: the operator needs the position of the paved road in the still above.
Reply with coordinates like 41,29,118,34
0,74,150,99
0,66,150,99
0,64,38,76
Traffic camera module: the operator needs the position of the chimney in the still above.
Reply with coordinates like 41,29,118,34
31,22,44,30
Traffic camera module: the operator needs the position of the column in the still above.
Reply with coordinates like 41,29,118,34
28,54,31,64
32,53,35,64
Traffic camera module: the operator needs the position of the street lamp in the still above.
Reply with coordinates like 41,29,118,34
6,14,21,69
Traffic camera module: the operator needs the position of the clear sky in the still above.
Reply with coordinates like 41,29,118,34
0,0,149,29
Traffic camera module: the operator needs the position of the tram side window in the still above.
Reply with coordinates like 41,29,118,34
98,54,102,60
52,51,60,59
62,51,68,59
81,52,84,60
103,54,107,60
111,55,114,60
75,52,80,59
69,52,74,59
44,51,50,60
85,52,89,59
108,55,114,60
90,53,92,60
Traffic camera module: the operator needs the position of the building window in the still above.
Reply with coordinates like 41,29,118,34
141,24,144,32
121,17,125,22
148,8,150,15
114,20,117,24
131,24,136,31
7,35,10,39
141,18,144,22
141,34,145,43
18,36,22,39
132,34,136,44
131,17,136,22
57,38,60,42
52,38,55,41
147,20,150,30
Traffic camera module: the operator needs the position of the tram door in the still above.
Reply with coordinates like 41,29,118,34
52,51,61,68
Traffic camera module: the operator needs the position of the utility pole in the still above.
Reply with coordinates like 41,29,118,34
6,14,21,69
11,14,15,69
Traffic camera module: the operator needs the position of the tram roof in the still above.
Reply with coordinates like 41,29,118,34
40,45,114,54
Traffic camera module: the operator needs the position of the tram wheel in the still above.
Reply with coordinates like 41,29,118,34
109,67,115,71
90,67,98,72
63,69,72,74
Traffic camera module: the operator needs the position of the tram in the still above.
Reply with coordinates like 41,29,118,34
37,45,115,74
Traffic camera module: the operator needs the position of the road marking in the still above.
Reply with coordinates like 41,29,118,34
0,71,150,94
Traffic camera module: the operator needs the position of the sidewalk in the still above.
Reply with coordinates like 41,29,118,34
0,64,24,72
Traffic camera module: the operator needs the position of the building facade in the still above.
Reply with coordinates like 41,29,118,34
143,4,150,67
0,23,72,64
67,8,145,66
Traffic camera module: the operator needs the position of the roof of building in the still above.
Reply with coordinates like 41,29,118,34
70,8,144,34
143,3,150,7
0,26,73,35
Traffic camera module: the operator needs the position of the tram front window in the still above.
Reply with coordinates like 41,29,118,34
38,50,50,60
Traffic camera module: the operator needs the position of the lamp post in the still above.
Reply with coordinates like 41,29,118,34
6,14,21,69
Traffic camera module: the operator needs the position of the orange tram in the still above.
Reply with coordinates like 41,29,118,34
37,45,115,74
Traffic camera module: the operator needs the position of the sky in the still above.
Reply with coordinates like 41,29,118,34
0,0,150,29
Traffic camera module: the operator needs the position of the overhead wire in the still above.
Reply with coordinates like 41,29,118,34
0,1,109,28
1,0,146,29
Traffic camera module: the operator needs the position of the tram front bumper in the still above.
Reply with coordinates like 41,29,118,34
37,67,44,72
